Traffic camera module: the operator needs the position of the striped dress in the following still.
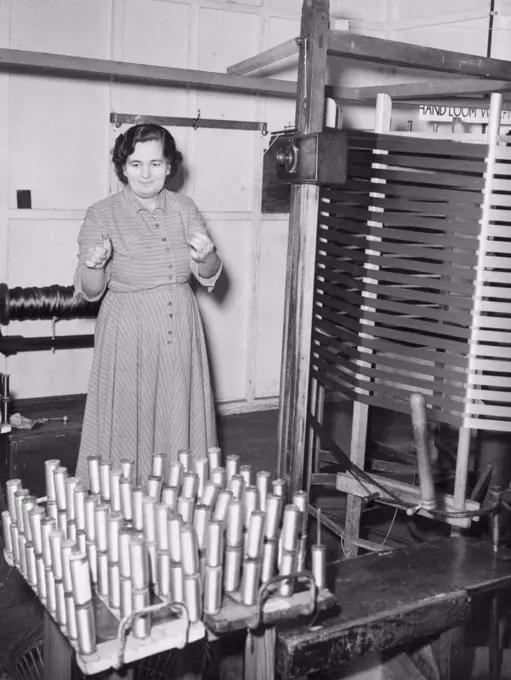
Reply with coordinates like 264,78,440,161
73,188,221,487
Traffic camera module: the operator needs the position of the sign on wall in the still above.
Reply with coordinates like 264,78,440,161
419,105,511,125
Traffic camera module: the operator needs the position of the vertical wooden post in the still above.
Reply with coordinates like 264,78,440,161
344,94,392,556
455,92,502,512
277,0,330,497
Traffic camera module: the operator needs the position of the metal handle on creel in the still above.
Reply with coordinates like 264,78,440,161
114,600,191,670
248,570,318,631
410,393,437,512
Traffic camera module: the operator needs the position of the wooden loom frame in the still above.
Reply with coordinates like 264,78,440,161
226,0,511,557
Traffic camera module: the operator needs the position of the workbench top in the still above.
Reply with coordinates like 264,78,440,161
277,537,511,678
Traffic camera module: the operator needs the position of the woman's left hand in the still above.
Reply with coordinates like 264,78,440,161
187,232,216,263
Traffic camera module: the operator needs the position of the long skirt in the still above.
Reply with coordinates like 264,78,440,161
75,282,217,487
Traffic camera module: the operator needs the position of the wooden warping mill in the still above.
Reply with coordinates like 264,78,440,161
277,87,511,554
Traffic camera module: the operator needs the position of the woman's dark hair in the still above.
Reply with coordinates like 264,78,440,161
112,124,183,183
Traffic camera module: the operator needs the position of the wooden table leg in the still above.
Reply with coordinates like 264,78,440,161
435,625,466,680
244,626,276,680
43,609,137,680
43,610,73,680
489,592,501,680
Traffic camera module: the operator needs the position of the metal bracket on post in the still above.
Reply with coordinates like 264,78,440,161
274,131,348,185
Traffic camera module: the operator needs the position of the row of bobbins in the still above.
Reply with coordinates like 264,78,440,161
1,445,328,658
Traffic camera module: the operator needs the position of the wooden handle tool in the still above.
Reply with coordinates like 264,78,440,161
410,393,437,511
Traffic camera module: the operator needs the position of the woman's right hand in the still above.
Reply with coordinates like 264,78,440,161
84,232,112,269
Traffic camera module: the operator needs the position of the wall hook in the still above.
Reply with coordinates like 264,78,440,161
192,110,201,130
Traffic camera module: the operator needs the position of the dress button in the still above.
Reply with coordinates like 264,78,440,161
168,302,172,306
168,331,172,335
165,247,170,252
155,223,160,228
167,340,172,345
169,264,173,269
162,237,167,242
169,314,173,318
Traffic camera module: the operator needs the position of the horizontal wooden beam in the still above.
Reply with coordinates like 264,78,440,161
328,30,511,83
0,48,296,98
226,38,299,76
347,77,511,102
336,472,480,529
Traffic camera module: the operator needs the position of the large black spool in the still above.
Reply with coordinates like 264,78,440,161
0,284,101,325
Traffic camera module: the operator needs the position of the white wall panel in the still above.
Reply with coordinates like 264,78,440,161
254,219,287,398
393,0,488,24
8,348,93,400
196,219,251,403
197,7,260,119
8,78,109,210
9,0,111,58
117,0,191,116
213,0,262,6
8,218,82,287
492,5,511,60
192,129,256,212
393,18,488,54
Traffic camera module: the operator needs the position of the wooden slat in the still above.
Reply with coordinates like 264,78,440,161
336,177,482,204
352,165,485,191
348,148,487,174
346,77,511,101
472,343,511,358
488,193,511,207
467,417,511,430
226,38,298,75
371,180,483,203
477,330,511,343
470,389,511,402
478,300,511,314
327,30,511,83
311,323,468,374
476,315,511,330
317,279,473,320
480,284,511,298
0,48,297,98
315,267,472,303
321,206,481,233
349,131,487,158
319,228,478,265
487,178,511,192
315,261,471,296
468,403,511,418
482,270,511,284
494,144,511,160
360,391,463,427
327,355,467,402
315,305,469,359
472,358,511,372
316,285,470,328
365,253,475,280
368,196,482,219
310,366,357,401
468,373,511,387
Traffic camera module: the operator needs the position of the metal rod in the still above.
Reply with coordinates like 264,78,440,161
110,112,267,133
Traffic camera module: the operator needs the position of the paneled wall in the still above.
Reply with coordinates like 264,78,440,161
0,0,296,411
8,0,502,412
0,0,390,412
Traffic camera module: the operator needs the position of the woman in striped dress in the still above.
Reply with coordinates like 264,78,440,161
73,124,222,487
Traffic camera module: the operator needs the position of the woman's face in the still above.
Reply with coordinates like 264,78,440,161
124,140,171,200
